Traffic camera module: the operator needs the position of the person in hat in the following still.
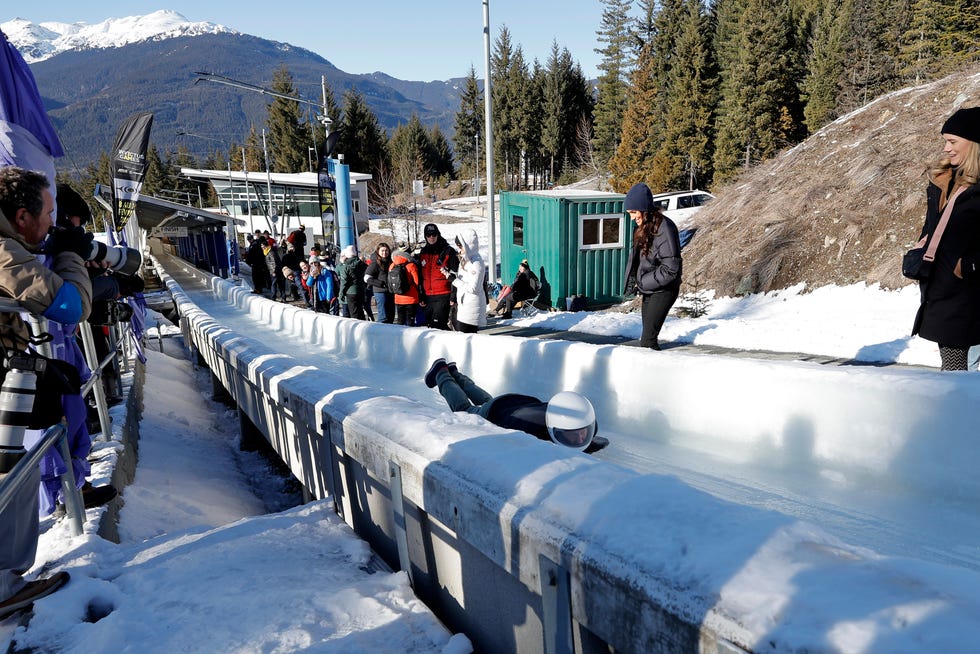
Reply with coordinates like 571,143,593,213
418,223,458,330
335,244,367,320
911,106,980,371
423,358,608,453
622,182,682,350
491,259,539,319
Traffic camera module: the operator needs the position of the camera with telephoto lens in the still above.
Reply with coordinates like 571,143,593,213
0,353,43,474
50,227,142,276
84,240,142,276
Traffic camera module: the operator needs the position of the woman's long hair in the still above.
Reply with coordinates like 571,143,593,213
634,209,665,256
375,242,392,266
928,140,980,188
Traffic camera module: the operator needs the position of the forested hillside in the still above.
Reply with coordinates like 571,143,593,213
683,68,980,296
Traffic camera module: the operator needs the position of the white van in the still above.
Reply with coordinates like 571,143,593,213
650,190,714,228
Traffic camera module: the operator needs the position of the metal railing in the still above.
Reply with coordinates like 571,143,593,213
0,297,130,537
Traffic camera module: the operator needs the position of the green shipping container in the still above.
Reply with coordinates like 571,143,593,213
498,190,629,310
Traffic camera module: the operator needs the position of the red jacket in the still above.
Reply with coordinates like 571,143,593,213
419,238,457,297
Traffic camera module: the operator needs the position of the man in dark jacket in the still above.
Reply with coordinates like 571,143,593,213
244,232,270,295
335,245,367,319
418,223,458,330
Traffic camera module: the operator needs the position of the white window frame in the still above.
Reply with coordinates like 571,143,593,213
578,213,624,250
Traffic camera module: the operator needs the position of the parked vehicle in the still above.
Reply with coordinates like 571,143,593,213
650,190,715,227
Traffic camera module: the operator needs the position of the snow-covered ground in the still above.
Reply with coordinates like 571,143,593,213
4,207,980,651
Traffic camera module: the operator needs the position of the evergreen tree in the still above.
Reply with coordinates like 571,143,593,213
633,0,658,55
593,0,633,165
142,144,167,197
336,88,390,199
712,0,805,184
900,0,979,84
802,0,850,132
517,61,545,189
265,65,309,173
491,27,527,189
429,124,455,181
656,0,717,189
541,43,572,183
452,66,484,181
389,114,432,193
838,0,907,113
608,44,661,191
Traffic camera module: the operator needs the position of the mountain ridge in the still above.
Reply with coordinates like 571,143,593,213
4,12,463,171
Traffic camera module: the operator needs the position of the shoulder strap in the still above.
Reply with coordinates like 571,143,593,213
924,185,968,263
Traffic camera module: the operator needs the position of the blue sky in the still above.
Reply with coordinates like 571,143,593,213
7,1,607,81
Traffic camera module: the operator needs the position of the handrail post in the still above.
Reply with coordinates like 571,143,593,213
56,431,84,536
79,322,113,441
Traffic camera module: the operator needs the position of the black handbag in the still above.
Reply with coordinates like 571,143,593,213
903,186,966,281
902,244,930,281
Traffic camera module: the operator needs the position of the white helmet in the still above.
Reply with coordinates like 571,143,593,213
545,391,597,450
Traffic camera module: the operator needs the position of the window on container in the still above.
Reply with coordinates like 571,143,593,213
513,215,524,246
579,213,623,250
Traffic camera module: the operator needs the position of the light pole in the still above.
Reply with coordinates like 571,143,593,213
482,0,497,281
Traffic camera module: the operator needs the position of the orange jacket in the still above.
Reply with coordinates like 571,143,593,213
390,252,423,305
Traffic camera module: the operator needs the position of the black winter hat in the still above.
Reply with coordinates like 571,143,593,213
424,223,440,237
56,184,92,227
624,183,653,213
941,107,980,143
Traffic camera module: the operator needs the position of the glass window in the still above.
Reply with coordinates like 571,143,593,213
513,216,524,246
579,214,623,250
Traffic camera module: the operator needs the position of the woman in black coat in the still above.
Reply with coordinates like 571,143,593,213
622,183,682,350
364,242,395,323
911,107,980,370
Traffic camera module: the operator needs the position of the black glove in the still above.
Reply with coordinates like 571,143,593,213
49,226,95,259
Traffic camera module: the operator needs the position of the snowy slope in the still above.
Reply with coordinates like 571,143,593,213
1,10,235,63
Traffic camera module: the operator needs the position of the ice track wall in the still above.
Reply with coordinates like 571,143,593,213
154,250,980,654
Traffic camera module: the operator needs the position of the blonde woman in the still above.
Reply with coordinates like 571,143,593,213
911,107,980,370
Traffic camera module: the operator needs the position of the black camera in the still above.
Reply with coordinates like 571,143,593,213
88,300,134,326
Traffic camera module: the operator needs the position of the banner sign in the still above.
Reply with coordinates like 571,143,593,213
317,157,337,245
111,112,153,230
156,225,188,238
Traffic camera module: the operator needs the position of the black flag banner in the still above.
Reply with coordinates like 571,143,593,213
317,157,337,245
111,112,153,230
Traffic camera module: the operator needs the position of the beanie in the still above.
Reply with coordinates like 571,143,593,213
941,107,980,143
341,245,356,259
56,184,92,227
624,183,653,213
424,223,440,237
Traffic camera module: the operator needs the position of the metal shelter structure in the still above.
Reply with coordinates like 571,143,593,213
94,185,245,279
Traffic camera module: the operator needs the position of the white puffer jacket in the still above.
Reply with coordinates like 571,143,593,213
451,228,487,328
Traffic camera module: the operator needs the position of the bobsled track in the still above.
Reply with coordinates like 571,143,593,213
152,239,980,653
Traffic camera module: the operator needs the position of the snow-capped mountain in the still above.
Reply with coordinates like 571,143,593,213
1,10,235,63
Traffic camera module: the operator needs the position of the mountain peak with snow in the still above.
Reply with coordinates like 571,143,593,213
1,10,236,63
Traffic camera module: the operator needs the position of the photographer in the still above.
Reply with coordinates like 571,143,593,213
0,167,92,618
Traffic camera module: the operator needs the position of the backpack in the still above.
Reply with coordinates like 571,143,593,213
387,261,410,295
